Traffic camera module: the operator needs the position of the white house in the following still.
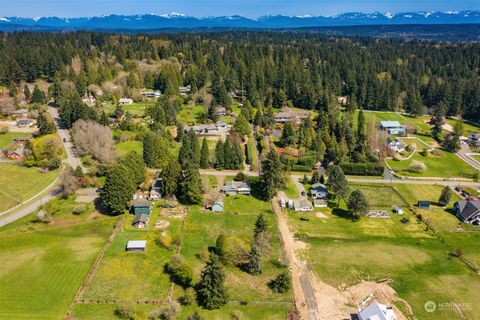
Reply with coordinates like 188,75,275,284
179,85,191,94
454,200,480,224
311,183,328,199
358,301,397,320
141,91,161,98
293,199,313,212
126,240,147,252
387,138,406,153
119,98,133,105
468,132,480,147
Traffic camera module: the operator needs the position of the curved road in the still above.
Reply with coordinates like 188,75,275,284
0,107,84,227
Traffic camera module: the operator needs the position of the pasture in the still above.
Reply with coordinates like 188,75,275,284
114,140,143,156
0,199,115,319
288,183,480,320
0,163,59,212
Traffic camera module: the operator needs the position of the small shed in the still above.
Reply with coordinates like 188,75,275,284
392,205,404,214
126,240,147,252
205,195,224,212
132,199,152,215
279,197,286,208
132,214,149,229
313,199,328,208
417,201,430,209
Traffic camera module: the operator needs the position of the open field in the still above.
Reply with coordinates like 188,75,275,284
0,163,59,212
115,140,143,156
81,206,181,303
177,104,206,125
387,148,477,178
288,183,480,320
0,132,30,149
0,198,116,319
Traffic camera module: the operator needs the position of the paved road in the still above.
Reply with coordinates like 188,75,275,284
456,143,480,172
47,106,85,171
0,186,61,227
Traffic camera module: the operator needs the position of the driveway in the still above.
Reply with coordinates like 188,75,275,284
456,143,480,172
47,106,85,172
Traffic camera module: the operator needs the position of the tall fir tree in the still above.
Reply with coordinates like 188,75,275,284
195,253,228,310
200,138,210,169
260,149,285,200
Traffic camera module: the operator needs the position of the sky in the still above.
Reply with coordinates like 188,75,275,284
1,0,479,18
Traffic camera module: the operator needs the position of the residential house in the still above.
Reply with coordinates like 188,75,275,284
179,85,191,94
358,300,397,320
141,91,161,98
132,214,149,229
293,199,313,212
16,119,34,127
185,121,231,137
150,179,162,200
274,107,310,124
126,240,147,252
5,108,29,118
119,98,133,105
82,95,96,106
454,200,480,224
468,132,480,147
417,201,430,209
214,107,227,116
380,121,406,135
392,206,404,215
7,145,24,160
12,137,29,146
132,199,152,215
311,183,328,199
387,138,406,153
221,181,251,196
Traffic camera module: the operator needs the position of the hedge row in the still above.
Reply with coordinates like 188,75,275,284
340,162,384,176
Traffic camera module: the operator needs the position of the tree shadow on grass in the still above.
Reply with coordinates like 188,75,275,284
331,207,354,220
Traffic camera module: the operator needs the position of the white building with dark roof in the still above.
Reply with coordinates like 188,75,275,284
454,200,480,224
358,301,397,320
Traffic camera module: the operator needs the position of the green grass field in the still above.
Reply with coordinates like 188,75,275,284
115,140,143,156
177,104,206,125
178,195,292,305
289,183,480,320
0,132,30,149
284,176,300,198
0,199,116,319
0,164,59,212
387,148,477,178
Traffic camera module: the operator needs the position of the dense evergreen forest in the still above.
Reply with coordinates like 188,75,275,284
0,31,479,121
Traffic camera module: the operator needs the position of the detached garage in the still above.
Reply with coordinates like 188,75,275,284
126,240,147,252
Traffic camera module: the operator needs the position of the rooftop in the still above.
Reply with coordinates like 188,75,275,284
133,199,151,207
380,121,403,128
126,240,147,249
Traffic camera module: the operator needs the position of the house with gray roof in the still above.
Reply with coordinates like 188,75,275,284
132,214,149,229
311,183,328,199
221,180,251,196
454,200,480,224
380,121,406,135
358,300,397,320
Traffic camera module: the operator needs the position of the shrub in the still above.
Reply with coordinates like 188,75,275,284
165,254,193,287
268,271,291,293
181,287,195,305
420,147,429,156
221,236,249,266
454,248,463,257
0,126,9,134
72,204,87,215
234,172,247,181
406,143,416,152
157,234,173,249
431,149,443,157
339,163,384,176
148,302,179,320
114,304,135,320
409,160,427,172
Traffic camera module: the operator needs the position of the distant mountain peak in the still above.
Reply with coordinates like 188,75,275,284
1,10,479,31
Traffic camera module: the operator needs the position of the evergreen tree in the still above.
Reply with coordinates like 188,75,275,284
268,272,291,293
160,159,181,197
178,134,193,168
143,133,168,168
186,312,204,320
31,85,46,104
117,152,145,186
328,165,348,205
281,122,296,147
439,186,452,206
100,111,109,126
233,113,251,137
102,164,135,214
356,109,367,151
214,140,225,169
195,253,228,310
176,122,185,142
311,171,320,184
177,166,203,205
37,112,56,136
245,244,262,275
200,138,210,169
260,149,285,200
347,189,369,220
254,213,268,238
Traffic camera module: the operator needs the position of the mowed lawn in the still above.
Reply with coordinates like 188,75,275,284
177,104,206,124
0,164,59,212
289,183,480,320
0,209,115,319
387,148,477,178
115,140,143,157
0,132,30,149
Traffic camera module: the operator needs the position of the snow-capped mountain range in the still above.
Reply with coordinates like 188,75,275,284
1,11,479,31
